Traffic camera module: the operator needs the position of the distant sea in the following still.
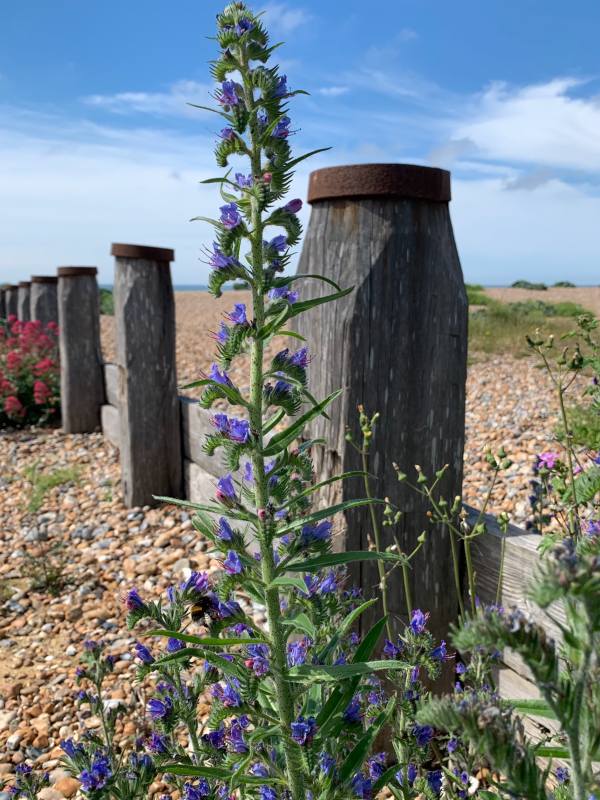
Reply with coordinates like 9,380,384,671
100,284,218,291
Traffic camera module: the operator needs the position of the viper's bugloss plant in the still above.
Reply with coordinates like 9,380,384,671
0,316,59,427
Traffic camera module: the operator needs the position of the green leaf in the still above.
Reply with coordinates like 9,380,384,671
267,576,309,594
288,659,407,682
262,389,342,456
277,329,306,341
373,764,403,795
156,648,243,677
285,548,401,573
286,147,332,170
286,286,354,318
340,699,396,783
285,471,368,508
281,612,316,639
163,764,284,785
534,745,570,758
277,498,385,537
316,599,377,663
146,630,269,647
272,273,342,293
508,698,558,720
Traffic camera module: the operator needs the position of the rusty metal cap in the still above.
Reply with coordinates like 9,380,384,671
57,267,98,278
111,243,174,262
30,275,58,284
307,163,451,204
18,281,31,288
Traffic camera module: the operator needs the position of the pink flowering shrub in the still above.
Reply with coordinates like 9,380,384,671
0,315,60,427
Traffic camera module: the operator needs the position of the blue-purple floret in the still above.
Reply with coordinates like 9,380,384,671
268,286,299,304
267,234,288,253
209,363,233,387
146,731,169,754
79,753,112,792
284,198,302,214
287,636,311,667
217,517,234,541
212,678,243,708
413,723,433,747
290,715,317,746
209,243,237,270
124,588,146,612
218,80,241,107
258,787,277,800
135,642,154,665
220,202,243,229
183,780,211,799
223,550,244,574
300,520,332,546
225,303,248,325
148,696,173,721
274,75,288,97
166,637,184,653
272,116,291,138
409,609,429,634
235,172,253,188
220,127,235,141
212,413,251,443
351,772,372,799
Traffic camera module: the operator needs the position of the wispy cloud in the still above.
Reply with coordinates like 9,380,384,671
398,28,418,42
83,80,212,117
316,86,350,97
261,3,312,35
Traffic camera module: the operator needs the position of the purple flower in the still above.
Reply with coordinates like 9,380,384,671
212,679,242,708
538,451,560,469
284,198,302,214
301,520,332,545
124,588,145,612
79,754,112,792
274,75,288,97
367,753,386,780
183,781,211,799
223,550,243,575
234,18,254,36
213,322,230,344
147,697,172,720
318,571,338,595
447,737,459,753
209,363,233,386
146,731,169,754
319,751,335,776
225,303,247,325
245,644,270,676
287,637,311,667
383,639,403,659
456,661,467,674
212,414,251,443
556,767,570,784
235,173,253,189
272,116,291,138
269,286,299,304
181,571,210,594
413,724,433,747
217,517,234,541
409,609,429,634
396,763,418,787
202,727,226,750
61,739,84,759
290,715,317,746
220,202,242,229
431,640,448,660
250,764,269,778
166,638,184,653
351,773,372,799
208,243,237,270
427,770,443,795
585,519,600,536
220,127,235,141
135,642,154,665
343,695,362,724
259,787,276,800
267,234,288,253
218,80,241,107
226,719,248,753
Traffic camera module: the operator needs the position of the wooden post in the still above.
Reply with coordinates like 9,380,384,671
111,243,182,507
5,285,18,319
0,288,5,319
17,281,31,321
293,164,468,644
30,276,59,326
57,267,104,433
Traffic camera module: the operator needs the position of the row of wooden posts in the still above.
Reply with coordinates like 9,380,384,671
1,163,551,701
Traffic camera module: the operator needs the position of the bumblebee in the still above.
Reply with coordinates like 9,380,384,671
190,595,220,626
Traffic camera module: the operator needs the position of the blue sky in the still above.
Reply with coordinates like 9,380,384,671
1,0,599,285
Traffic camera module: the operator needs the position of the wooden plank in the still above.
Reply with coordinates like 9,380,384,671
184,460,216,504
101,404,120,448
103,363,119,408
180,396,233,478
466,506,565,682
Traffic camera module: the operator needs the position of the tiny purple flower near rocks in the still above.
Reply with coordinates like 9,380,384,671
213,322,230,344
225,303,248,325
212,679,242,708
427,770,443,795
124,588,145,612
259,787,277,800
284,198,302,213
217,516,234,541
209,363,233,386
223,550,243,575
166,637,184,653
290,715,317,746
217,80,241,107
181,571,210,594
220,202,242,229
413,723,433,747
250,763,269,777
135,642,154,665
147,697,172,720
146,731,169,754
226,719,248,753
245,644,270,676
538,451,560,469
183,780,211,799
556,766,570,784
202,727,226,749
351,773,372,799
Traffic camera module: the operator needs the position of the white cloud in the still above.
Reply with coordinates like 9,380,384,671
261,3,312,35
83,80,212,117
316,86,350,97
455,77,600,173
398,28,418,42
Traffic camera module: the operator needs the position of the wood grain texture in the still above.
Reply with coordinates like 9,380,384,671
184,460,216,504
4,288,18,318
180,397,239,478
17,286,31,322
101,404,120,448
30,282,58,327
58,273,105,433
292,196,468,643
103,363,119,408
114,255,182,507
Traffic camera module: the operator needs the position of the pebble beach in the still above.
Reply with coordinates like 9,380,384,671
0,290,576,795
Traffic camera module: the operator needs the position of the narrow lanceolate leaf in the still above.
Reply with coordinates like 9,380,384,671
146,630,270,647
534,745,570,758
262,389,342,456
286,286,354,317
277,498,386,537
272,273,343,292
286,147,332,170
285,471,368,508
340,699,396,783
508,698,558,720
163,764,285,786
281,612,317,639
287,659,408,682
156,648,244,678
267,576,309,594
316,599,377,663
285,549,403,573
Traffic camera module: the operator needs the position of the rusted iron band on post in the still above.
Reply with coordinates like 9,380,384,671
111,243,174,262
31,275,58,284
307,163,451,204
57,267,98,278
18,281,31,288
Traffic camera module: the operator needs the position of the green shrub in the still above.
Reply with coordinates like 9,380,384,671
553,280,576,287
555,402,600,450
465,283,491,306
511,279,548,290
99,288,114,315
506,299,590,318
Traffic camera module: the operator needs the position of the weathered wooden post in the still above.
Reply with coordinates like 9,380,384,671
5,285,19,319
57,267,105,433
0,288,5,319
111,243,182,507
294,164,468,643
30,276,59,326
17,281,31,321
